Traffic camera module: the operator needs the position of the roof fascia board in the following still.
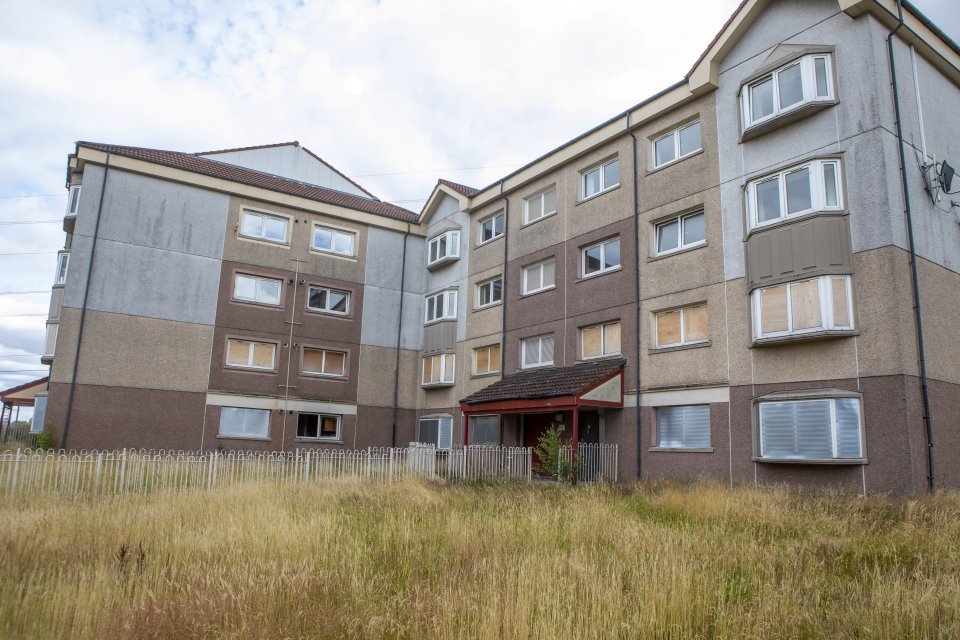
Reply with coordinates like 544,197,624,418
75,147,425,236
419,183,469,226
687,0,770,94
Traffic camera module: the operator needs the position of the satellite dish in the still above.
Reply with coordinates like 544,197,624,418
940,161,955,193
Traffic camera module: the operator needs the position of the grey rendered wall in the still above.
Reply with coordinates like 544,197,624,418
360,227,425,351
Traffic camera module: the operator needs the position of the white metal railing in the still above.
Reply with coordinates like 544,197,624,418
0,444,535,498
559,443,619,483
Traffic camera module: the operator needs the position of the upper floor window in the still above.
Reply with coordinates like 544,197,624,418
656,304,708,348
746,159,842,230
582,237,621,277
479,212,505,244
521,334,554,369
428,230,460,266
313,225,356,257
752,275,853,341
66,185,81,215
297,413,340,441
524,186,557,224
474,344,501,375
241,210,288,244
582,158,620,199
656,210,705,256
307,286,349,315
656,405,711,449
757,396,862,461
742,53,834,130
234,273,282,306
43,323,58,358
581,321,621,359
302,347,346,377
653,121,701,169
54,252,69,286
422,354,455,387
476,276,503,308
522,259,555,295
425,290,457,323
226,339,276,370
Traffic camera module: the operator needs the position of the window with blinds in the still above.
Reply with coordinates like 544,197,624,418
31,396,47,433
471,415,500,445
419,416,453,450
656,405,710,449
521,334,554,368
218,407,270,439
758,397,862,461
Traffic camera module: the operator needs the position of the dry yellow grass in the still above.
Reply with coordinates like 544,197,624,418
0,480,958,639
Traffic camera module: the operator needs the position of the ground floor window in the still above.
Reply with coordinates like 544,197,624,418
757,397,862,461
656,405,710,449
470,415,500,445
218,407,270,439
419,416,453,450
297,413,340,440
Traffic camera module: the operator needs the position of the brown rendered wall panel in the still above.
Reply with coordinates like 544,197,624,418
745,214,853,290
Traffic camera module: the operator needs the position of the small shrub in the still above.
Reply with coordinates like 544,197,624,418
34,426,56,451
534,424,582,481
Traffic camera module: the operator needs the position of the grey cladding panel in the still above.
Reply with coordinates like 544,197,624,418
423,321,457,354
746,215,853,290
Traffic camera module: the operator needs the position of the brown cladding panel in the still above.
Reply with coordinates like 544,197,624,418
745,214,853,290
423,321,457,354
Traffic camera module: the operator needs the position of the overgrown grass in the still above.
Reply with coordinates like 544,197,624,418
1,480,958,639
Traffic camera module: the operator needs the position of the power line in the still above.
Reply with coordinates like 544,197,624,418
0,313,47,318
0,290,49,295
0,220,61,226
349,163,521,178
0,194,65,199
0,251,58,256
0,354,41,358
0,369,48,373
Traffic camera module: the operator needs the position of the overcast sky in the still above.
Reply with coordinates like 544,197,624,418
1,1,958,411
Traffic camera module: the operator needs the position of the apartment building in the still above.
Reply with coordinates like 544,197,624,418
38,0,959,492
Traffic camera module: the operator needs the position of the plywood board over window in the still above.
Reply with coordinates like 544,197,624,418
682,306,708,342
790,279,821,330
760,286,788,334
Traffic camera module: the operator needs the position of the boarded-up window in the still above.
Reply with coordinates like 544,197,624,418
303,348,346,377
656,405,710,448
582,321,621,358
759,286,789,334
754,276,853,339
683,306,708,342
831,277,850,327
475,344,500,375
790,279,821,330
656,310,681,347
656,306,707,348
227,339,275,370
422,354,455,385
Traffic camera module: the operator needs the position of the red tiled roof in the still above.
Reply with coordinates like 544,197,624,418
461,360,625,405
77,142,419,223
438,179,480,197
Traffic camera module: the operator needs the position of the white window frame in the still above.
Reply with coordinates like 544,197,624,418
476,276,503,309
418,415,454,450
478,212,505,245
296,413,341,441
655,305,708,348
523,186,557,224
312,224,356,257
581,321,621,360
240,209,289,244
43,323,58,358
218,407,270,439
654,210,706,256
581,157,620,199
233,273,282,306
474,344,501,375
581,237,621,278
521,259,555,295
521,334,554,369
746,159,843,231
422,353,456,387
741,53,835,130
302,347,347,378
652,120,702,169
226,339,276,370
306,285,350,315
656,405,711,449
54,252,70,286
757,396,863,461
66,185,81,215
427,230,461,266
752,275,854,340
424,290,458,324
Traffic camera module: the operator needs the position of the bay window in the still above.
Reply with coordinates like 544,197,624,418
746,159,842,230
425,290,457,323
757,396,863,461
752,275,853,340
428,230,460,266
741,53,834,130
422,353,455,386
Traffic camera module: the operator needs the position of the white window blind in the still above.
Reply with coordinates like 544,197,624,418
31,396,47,433
758,398,862,460
219,407,270,438
656,405,710,448
419,416,453,450
471,415,500,445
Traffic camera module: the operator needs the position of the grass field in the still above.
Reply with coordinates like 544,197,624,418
1,480,958,639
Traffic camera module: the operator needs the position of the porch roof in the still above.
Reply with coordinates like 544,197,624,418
460,360,625,414
0,376,48,407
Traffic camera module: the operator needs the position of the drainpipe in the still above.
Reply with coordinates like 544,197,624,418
499,180,509,443
62,152,110,449
626,113,643,481
887,0,935,491
390,223,410,447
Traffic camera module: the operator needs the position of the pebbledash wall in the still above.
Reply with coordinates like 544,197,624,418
39,0,959,493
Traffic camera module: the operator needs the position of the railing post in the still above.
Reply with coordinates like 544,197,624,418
119,448,127,494
11,449,20,497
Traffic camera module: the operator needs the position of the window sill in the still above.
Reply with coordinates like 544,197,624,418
40,355,54,365
422,383,456,389
741,99,837,142
575,184,621,206
426,256,460,271
304,308,353,320
647,148,704,176
744,209,847,240
309,249,357,262
649,341,711,355
520,210,557,229
225,365,279,374
477,235,504,248
520,363,555,371
231,298,284,310
474,301,503,312
424,318,458,327
519,285,556,299
238,234,290,248
300,373,349,382
577,354,622,364
649,447,714,453
295,438,343,445
471,372,501,380
576,265,622,283
52,283,66,290
648,242,707,263
751,330,858,348
217,435,271,442
63,215,76,233
753,456,867,465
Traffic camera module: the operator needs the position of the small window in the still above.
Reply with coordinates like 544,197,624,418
476,276,503,308
746,159,842,230
43,323,58,357
479,212,505,244
54,252,70,286
474,344,501,375
582,237,621,277
523,186,557,224
425,290,457,323
302,348,346,377
582,158,620,199
419,416,453,449
422,353,455,386
581,321,621,359
219,407,270,439
226,339,276,370
522,259,555,295
66,185,81,215
656,405,711,449
652,121,702,169
752,275,853,340
655,304,708,348
307,286,349,315
313,225,356,256
521,334,554,369
655,210,705,255
757,396,862,461
741,54,834,130
471,415,500,445
297,413,340,440
234,274,282,306
240,210,288,243
427,230,461,265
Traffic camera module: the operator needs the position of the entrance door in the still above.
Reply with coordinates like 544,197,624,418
579,410,601,445
523,413,558,472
